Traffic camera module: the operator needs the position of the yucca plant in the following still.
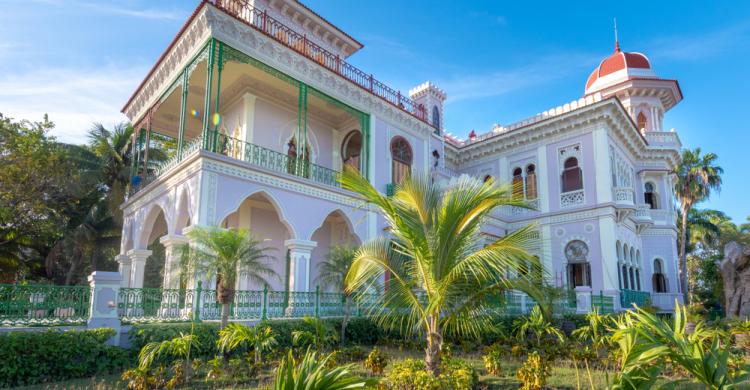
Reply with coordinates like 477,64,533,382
292,316,338,352
218,323,278,365
138,332,201,383
273,349,376,390
341,166,540,374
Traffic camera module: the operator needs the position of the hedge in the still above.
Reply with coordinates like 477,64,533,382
0,328,132,387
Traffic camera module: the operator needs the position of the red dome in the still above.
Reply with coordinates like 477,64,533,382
585,48,652,91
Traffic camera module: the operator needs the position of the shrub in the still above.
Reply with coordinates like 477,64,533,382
381,358,478,390
129,322,219,358
273,349,376,389
516,351,551,390
364,347,389,375
0,328,131,387
483,343,505,376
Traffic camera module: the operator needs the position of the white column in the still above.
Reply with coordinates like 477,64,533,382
285,239,317,292
115,254,132,288
536,145,549,212
159,234,188,289
127,249,152,289
593,127,613,203
242,93,257,146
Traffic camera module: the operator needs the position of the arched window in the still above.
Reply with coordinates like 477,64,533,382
431,105,440,133
341,130,362,172
391,137,412,185
653,258,668,293
629,267,636,291
512,167,524,200
616,241,623,289
525,164,537,200
561,157,583,193
644,182,658,209
635,269,641,291
637,111,648,131
622,265,629,289
565,240,591,288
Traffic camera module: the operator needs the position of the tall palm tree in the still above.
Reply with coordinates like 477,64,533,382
341,166,540,375
315,245,358,345
180,227,278,328
674,148,723,302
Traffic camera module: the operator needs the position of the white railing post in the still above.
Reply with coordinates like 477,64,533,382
87,271,123,346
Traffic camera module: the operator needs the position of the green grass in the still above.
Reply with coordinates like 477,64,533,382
11,346,750,390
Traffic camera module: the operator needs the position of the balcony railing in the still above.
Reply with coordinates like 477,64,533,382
613,186,634,205
211,0,431,127
561,189,585,208
214,133,340,188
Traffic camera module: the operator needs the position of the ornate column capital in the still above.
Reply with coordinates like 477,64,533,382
159,234,189,247
126,249,152,262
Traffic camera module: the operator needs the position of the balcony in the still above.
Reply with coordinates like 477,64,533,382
129,131,342,197
613,186,634,206
645,131,681,150
560,189,584,208
211,0,432,127
632,204,654,233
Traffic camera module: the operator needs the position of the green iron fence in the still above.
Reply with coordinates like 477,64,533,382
620,289,651,310
0,284,91,326
591,291,616,314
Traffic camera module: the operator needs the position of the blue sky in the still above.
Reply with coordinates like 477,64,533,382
1,0,748,222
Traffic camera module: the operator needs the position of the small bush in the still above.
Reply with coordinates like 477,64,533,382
483,343,505,376
364,347,389,375
381,358,478,390
129,322,220,358
0,328,131,387
516,351,551,390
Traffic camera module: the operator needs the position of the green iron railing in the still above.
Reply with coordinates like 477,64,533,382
591,291,615,314
620,289,651,310
0,284,91,326
213,132,341,188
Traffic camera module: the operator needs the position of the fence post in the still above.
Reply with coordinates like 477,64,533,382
193,281,202,322
261,286,268,320
87,271,122,346
314,285,320,318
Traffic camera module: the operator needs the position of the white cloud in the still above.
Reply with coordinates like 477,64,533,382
0,65,148,144
25,0,185,21
646,20,750,62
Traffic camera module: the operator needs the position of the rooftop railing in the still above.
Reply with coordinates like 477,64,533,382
211,0,431,126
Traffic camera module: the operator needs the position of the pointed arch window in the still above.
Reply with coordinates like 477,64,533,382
653,258,668,293
525,164,537,200
644,182,658,209
637,111,648,132
512,167,524,200
561,157,583,193
391,137,412,185
341,130,362,172
431,105,440,134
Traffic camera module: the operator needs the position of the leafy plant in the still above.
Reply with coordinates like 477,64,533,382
341,166,540,374
218,323,277,365
316,245,363,345
516,351,551,390
381,358,478,390
363,347,389,375
138,332,201,384
292,316,338,352
179,226,278,328
514,305,565,350
273,349,375,389
483,343,505,376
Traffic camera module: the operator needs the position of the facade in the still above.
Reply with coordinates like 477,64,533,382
118,0,683,313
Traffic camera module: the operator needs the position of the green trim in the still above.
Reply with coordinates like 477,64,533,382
212,41,224,153
307,86,366,118
177,69,189,160
156,40,211,105
222,44,299,87
202,39,216,150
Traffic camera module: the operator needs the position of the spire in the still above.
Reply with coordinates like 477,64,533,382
613,17,620,52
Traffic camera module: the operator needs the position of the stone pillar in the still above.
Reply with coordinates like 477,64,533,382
127,249,152,288
284,239,317,317
159,234,189,289
87,271,122,346
115,254,132,288
575,286,593,314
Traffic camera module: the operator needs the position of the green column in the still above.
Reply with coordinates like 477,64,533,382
202,39,216,150
212,41,224,153
177,69,189,160
359,114,370,178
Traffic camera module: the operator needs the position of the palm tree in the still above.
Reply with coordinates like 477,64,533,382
138,332,201,382
292,316,338,352
514,305,565,349
180,227,278,328
674,148,723,302
218,323,277,365
341,166,540,374
315,245,358,345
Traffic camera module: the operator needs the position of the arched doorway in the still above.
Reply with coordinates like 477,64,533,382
565,240,591,288
309,211,361,293
341,130,362,172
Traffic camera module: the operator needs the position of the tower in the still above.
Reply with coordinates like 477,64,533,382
409,82,447,135
584,35,682,134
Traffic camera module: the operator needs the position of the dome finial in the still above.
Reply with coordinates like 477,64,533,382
613,17,620,52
